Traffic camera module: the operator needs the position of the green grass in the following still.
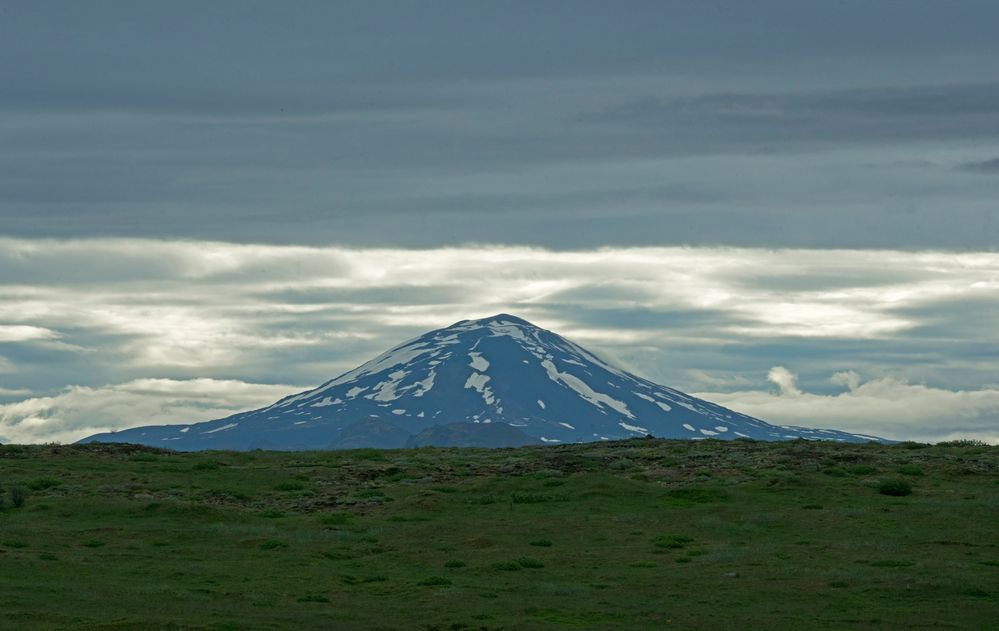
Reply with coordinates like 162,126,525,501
0,438,997,629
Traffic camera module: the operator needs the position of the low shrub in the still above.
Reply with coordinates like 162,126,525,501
878,479,913,496
937,439,988,448
27,477,62,491
529,539,553,547
846,464,877,476
897,441,930,450
517,557,544,569
869,559,914,567
653,535,694,549
319,513,352,526
259,510,285,518
341,574,387,585
896,464,924,476
418,576,452,586
664,488,729,504
259,539,288,550
511,493,549,504
444,560,466,568
10,485,27,508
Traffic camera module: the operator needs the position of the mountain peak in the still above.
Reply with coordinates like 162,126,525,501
80,316,885,450
450,313,536,329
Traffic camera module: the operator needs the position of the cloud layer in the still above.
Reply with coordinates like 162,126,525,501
0,238,996,443
0,378,297,445
698,368,999,444
2,4,998,250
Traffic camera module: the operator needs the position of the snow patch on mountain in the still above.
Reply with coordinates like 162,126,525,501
541,359,633,418
468,352,489,371
464,372,495,405
619,422,649,434
203,422,238,434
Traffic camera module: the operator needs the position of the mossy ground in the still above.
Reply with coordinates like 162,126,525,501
1,438,997,629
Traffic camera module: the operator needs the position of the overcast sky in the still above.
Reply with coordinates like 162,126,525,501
1,2,998,444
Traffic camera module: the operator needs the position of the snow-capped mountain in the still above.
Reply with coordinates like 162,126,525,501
80,314,882,450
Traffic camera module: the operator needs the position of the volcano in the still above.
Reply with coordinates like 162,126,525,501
80,314,881,450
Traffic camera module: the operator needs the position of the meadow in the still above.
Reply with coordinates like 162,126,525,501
1,438,996,630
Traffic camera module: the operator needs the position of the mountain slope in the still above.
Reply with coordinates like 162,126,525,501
80,314,882,449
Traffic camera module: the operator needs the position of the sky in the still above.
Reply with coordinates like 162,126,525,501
1,1,998,444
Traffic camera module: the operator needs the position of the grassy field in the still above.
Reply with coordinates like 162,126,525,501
1,438,997,630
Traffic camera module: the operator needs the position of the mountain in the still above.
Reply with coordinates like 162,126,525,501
80,314,883,450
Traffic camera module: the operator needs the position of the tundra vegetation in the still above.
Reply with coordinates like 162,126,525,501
0,438,996,629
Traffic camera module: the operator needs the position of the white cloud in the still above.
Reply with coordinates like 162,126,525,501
0,237,997,443
698,369,999,444
0,325,60,343
766,366,802,396
0,379,299,445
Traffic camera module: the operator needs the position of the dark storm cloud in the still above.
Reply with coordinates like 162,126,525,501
3,2,999,248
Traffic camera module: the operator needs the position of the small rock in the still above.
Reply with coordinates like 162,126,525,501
724,572,739,578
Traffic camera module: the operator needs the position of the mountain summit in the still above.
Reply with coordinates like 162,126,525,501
81,314,881,450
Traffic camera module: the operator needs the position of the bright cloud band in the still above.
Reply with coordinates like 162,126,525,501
0,238,997,444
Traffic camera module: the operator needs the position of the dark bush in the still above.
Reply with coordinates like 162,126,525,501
417,576,452,586
517,557,545,568
27,477,62,491
878,479,913,496
653,534,694,549
937,439,988,448
511,493,549,504
10,485,27,508
896,464,924,476
664,488,730,504
846,464,877,476
319,512,352,526
259,539,288,550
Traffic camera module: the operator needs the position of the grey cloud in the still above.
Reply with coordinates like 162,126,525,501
595,83,999,149
959,158,999,174
536,305,755,333
722,267,943,292
260,286,470,306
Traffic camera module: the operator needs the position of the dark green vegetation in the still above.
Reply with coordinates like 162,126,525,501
1,438,997,630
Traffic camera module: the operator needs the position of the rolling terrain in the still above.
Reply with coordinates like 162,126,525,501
1,438,996,629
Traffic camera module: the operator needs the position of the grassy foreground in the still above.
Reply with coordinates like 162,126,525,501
1,438,997,630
